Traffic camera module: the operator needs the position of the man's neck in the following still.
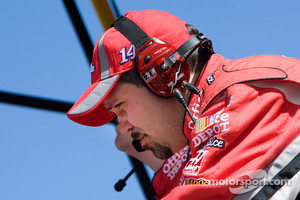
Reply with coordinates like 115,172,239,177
183,68,202,101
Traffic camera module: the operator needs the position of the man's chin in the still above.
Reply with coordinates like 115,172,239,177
149,146,173,160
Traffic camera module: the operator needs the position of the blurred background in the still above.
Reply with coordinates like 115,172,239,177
0,0,299,199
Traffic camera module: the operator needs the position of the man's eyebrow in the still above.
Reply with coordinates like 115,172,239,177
104,101,117,114
105,104,113,112
107,109,114,114
104,96,123,113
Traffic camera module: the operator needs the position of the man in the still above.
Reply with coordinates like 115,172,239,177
67,10,300,199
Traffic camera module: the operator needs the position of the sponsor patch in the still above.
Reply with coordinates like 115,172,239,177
195,111,229,133
184,178,210,185
201,137,225,149
195,113,216,133
183,149,208,176
206,73,215,85
162,146,189,180
206,69,217,85
193,111,229,148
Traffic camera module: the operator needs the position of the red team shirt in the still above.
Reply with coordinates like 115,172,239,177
152,54,300,199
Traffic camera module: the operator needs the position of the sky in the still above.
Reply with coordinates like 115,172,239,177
0,0,299,200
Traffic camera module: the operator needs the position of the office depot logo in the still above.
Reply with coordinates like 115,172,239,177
193,111,230,148
162,146,189,180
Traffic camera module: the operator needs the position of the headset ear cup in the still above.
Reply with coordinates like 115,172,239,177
142,60,190,97
136,39,190,97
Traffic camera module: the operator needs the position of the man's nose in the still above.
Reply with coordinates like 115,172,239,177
118,120,134,135
117,114,133,135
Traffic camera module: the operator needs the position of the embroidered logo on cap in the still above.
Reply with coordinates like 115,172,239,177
90,63,95,73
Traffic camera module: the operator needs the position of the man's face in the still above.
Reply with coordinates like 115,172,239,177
103,81,185,159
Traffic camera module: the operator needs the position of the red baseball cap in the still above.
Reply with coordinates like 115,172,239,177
67,10,193,126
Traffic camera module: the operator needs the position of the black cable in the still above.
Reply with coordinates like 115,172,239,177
114,161,142,191
182,81,202,96
174,89,196,124
128,156,155,200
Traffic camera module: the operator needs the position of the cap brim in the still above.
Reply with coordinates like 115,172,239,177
67,74,120,126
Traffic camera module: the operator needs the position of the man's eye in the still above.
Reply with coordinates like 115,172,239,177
114,102,123,109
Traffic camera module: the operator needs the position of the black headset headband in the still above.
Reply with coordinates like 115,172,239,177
111,16,150,49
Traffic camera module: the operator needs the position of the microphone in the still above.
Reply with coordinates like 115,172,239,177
114,140,145,191
114,162,142,191
182,81,202,96
132,139,145,152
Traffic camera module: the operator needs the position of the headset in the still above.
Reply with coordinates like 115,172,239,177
111,15,213,97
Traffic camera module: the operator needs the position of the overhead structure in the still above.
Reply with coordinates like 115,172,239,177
90,0,117,30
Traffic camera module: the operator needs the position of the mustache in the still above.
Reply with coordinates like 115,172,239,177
131,132,142,140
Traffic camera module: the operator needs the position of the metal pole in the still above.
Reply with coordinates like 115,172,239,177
0,90,73,113
62,0,94,63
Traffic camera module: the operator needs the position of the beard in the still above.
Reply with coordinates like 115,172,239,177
145,142,173,160
131,132,173,160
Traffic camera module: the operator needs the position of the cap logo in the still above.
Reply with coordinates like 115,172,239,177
90,63,95,73
119,44,136,65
